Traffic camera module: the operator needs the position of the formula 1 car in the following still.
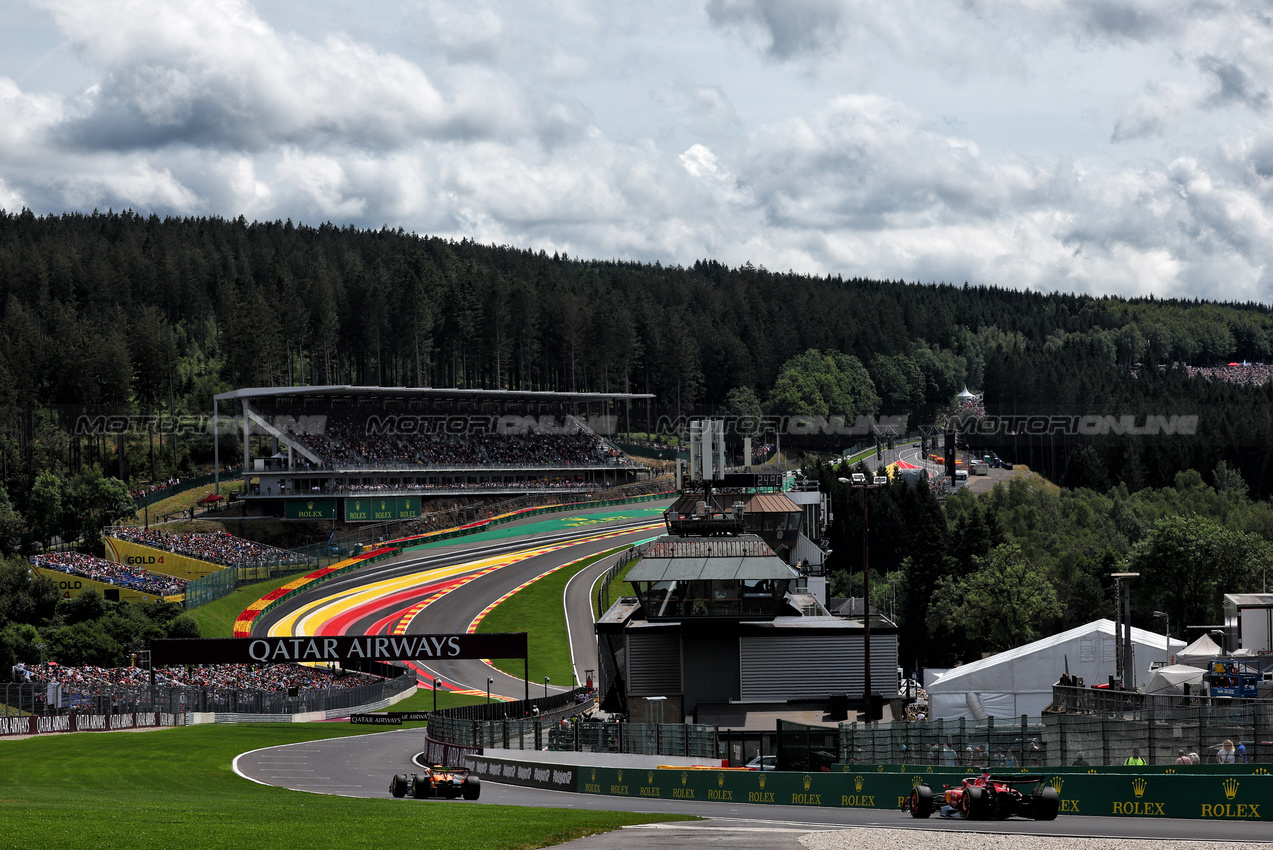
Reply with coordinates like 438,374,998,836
903,772,1059,821
390,766,481,800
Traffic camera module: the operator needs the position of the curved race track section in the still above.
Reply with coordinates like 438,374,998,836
254,504,666,698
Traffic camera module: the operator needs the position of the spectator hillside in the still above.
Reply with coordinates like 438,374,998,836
1131,362,1273,386
106,527,307,568
31,552,187,596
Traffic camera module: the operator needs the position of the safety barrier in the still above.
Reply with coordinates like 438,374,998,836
463,752,1273,819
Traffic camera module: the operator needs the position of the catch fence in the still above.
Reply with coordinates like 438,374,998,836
427,689,717,758
839,701,1273,767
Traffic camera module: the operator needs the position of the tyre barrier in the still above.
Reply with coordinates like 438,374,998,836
465,754,1273,820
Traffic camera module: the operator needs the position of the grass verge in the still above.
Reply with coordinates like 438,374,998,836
0,724,690,850
476,547,626,684
183,573,299,638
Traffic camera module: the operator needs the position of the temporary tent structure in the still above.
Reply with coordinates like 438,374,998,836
1175,633,1223,668
925,619,1184,720
1144,664,1206,696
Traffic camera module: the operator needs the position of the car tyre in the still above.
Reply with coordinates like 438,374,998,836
909,785,932,818
463,776,481,800
390,774,409,798
412,774,433,799
962,785,985,820
1033,786,1059,821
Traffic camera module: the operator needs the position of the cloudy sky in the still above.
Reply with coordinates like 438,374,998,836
2,1,1273,302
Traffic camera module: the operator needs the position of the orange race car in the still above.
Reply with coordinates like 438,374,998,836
389,766,481,800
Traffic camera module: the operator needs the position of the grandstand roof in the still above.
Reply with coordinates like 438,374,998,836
215,385,654,403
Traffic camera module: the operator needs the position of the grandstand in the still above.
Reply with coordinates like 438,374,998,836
212,386,655,518
31,551,187,600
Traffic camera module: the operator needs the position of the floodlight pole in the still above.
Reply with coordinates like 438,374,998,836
1112,572,1139,689
841,474,880,722
1154,611,1170,667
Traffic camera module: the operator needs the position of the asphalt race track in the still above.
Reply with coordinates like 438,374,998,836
254,505,667,698
239,503,1273,845
233,729,1273,845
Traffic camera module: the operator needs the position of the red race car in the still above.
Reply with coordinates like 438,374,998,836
389,766,481,800
904,773,1059,821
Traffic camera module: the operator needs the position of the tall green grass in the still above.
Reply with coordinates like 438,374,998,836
0,725,690,850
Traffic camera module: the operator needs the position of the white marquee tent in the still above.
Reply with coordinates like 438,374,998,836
1175,633,1224,668
1144,664,1207,696
925,619,1184,720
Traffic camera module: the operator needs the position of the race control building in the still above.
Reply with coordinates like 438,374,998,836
595,497,898,725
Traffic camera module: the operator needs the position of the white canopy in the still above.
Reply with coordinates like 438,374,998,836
1144,664,1206,695
925,619,1184,720
1175,633,1223,668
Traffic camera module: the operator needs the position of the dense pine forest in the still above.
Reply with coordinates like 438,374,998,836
4,209,1273,667
3,208,1273,496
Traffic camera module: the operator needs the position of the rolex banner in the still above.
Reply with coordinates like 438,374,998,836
515,761,1273,820
151,633,528,665
344,497,424,522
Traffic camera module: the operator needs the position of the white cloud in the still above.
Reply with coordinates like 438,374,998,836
2,0,1273,303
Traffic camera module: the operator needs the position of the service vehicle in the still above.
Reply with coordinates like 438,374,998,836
903,772,1059,821
389,765,481,800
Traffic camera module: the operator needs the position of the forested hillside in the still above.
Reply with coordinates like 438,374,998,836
3,208,1273,666
3,207,1273,511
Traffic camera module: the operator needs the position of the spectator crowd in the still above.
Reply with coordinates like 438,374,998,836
107,527,307,568
1131,361,1273,387
31,551,187,596
274,409,632,470
15,661,373,694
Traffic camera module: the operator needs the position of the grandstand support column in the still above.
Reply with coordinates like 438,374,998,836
242,399,252,477
213,398,219,496
525,657,529,703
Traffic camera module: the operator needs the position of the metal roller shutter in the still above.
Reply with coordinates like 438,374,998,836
627,632,682,695
739,634,898,701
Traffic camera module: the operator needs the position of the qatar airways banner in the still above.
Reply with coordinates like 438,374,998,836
150,633,528,665
0,712,185,738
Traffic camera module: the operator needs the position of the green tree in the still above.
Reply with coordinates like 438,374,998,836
0,487,25,556
28,471,63,546
724,386,765,449
928,543,1062,653
0,557,59,626
47,619,123,667
766,349,880,419
1129,516,1273,631
166,613,202,639
57,588,108,626
1213,461,1248,497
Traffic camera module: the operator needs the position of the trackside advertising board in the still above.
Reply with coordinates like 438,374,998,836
150,633,528,665
469,757,1273,820
344,497,421,523
467,757,579,792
